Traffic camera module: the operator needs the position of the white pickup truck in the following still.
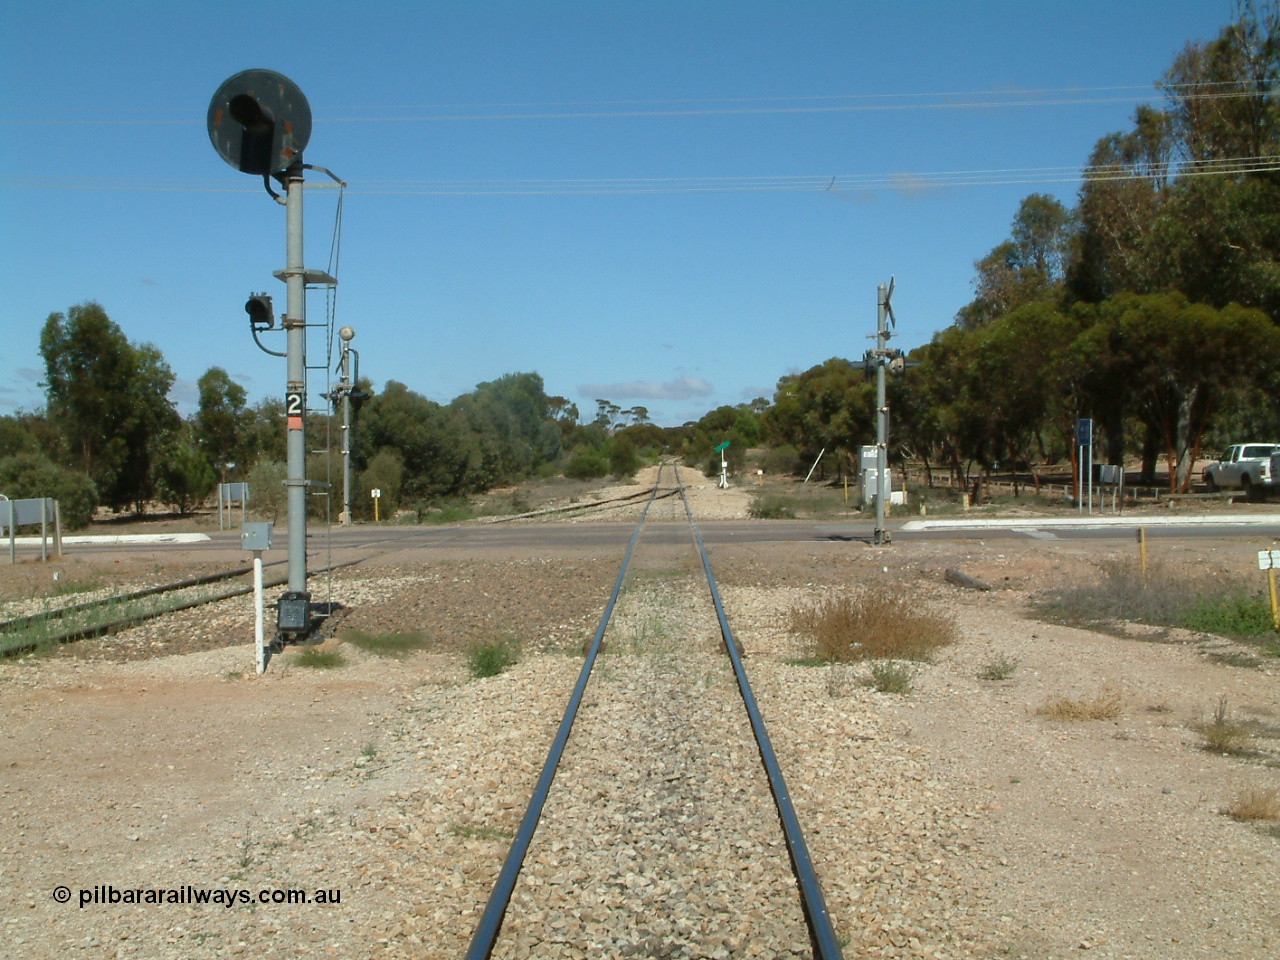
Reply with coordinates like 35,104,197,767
1202,443,1280,499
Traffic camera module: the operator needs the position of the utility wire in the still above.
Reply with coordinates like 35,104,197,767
2,80,1276,125
8,155,1277,196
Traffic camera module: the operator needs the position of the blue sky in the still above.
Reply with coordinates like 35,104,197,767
0,1,1236,426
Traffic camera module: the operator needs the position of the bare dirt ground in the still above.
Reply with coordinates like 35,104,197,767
1,478,1278,958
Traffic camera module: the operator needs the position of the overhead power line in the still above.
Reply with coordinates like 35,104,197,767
2,81,1276,125
8,155,1279,196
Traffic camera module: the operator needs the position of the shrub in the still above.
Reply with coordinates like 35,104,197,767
0,452,98,529
358,447,405,519
153,441,216,516
788,587,956,663
564,451,609,480
749,494,797,519
608,437,641,480
468,639,520,678
247,460,287,523
759,444,800,476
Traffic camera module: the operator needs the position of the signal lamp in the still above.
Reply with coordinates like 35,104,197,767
208,69,312,176
245,293,274,329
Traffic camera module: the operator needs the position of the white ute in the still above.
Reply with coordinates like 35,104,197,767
1202,443,1280,500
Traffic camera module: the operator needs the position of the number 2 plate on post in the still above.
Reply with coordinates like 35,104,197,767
286,392,304,430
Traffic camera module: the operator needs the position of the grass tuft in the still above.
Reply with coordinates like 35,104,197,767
1222,787,1280,822
978,654,1019,681
1038,684,1124,721
1035,560,1279,652
1194,696,1252,754
467,639,520,679
48,577,103,598
825,663,857,698
295,647,345,669
341,629,432,659
749,494,798,519
1184,595,1275,637
449,822,513,841
864,661,917,694
789,586,955,663
1035,560,1187,628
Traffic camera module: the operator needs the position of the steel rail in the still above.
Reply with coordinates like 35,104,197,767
0,558,365,657
674,466,846,960
0,559,288,635
482,486,680,523
463,463,670,960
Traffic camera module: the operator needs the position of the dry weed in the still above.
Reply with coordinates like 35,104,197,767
1038,684,1124,721
1222,787,1280,821
788,587,956,663
1193,697,1252,754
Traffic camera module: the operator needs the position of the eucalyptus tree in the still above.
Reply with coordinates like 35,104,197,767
194,366,252,475
39,302,179,511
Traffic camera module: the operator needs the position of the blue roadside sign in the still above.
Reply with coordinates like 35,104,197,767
1075,418,1093,447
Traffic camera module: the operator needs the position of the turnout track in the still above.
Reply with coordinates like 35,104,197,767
465,463,844,959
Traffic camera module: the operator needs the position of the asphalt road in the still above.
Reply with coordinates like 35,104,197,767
28,514,1280,561
225,515,1280,552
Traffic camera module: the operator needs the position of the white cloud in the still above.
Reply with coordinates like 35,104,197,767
577,375,712,401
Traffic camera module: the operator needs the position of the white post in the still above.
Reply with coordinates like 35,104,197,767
1077,447,1084,515
254,552,266,675
803,448,825,484
1087,444,1094,514
53,499,62,556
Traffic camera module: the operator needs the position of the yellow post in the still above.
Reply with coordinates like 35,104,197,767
373,494,379,523
1138,527,1148,588
1269,567,1279,631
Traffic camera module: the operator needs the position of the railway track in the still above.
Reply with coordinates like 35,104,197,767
0,473,680,656
0,557,363,657
465,462,844,959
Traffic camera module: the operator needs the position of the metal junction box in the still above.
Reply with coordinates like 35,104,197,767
276,591,311,632
241,522,274,551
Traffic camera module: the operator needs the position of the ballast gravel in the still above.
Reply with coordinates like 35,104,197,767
2,491,1279,959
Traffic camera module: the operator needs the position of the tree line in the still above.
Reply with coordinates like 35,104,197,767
759,3,1280,494
0,304,666,527
4,6,1276,521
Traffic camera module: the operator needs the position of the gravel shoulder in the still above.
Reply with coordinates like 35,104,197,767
1,498,1278,959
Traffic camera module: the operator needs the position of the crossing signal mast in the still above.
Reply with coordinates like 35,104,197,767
208,69,343,644
862,278,917,546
